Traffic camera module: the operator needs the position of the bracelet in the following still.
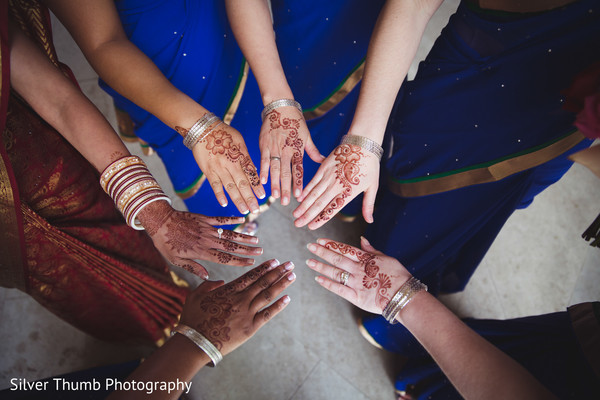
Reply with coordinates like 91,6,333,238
127,194,172,230
340,135,384,161
261,99,303,121
171,324,223,367
100,156,145,191
182,113,221,150
189,120,224,150
382,276,427,324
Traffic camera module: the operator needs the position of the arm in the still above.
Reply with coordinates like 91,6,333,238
8,22,262,277
108,259,295,400
44,0,265,213
225,0,324,206
306,237,557,400
294,0,443,229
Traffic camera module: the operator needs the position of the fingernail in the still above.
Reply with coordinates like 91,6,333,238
261,177,267,184
203,272,210,280
242,209,249,215
306,259,315,267
252,208,260,214
282,196,289,205
273,189,279,198
287,272,296,281
255,248,264,255
282,295,291,304
221,202,228,207
307,243,317,251
259,192,266,199
272,258,280,265
252,237,260,244
315,276,323,284
284,262,294,271
294,189,300,197
317,239,326,245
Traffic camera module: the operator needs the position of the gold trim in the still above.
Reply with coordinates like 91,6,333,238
223,62,249,125
356,317,384,350
569,144,600,180
176,174,206,200
389,131,585,198
303,62,365,121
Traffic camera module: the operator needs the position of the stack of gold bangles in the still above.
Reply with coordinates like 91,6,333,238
100,156,171,230
382,276,428,324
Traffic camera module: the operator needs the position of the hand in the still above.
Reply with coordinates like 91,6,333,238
259,107,324,206
190,123,266,214
138,201,263,280
180,259,295,356
306,237,411,314
293,143,380,230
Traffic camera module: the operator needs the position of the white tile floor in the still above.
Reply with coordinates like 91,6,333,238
2,2,599,399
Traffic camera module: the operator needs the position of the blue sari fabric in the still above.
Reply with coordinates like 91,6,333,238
391,304,600,399
366,0,600,295
101,0,265,217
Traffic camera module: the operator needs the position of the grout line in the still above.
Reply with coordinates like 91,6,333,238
286,360,321,400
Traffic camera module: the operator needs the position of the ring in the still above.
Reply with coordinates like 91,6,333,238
340,271,350,286
217,228,223,239
270,156,281,161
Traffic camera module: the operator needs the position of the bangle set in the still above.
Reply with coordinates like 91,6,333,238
100,156,171,230
340,134,384,161
171,323,223,367
182,112,223,150
382,276,428,324
261,99,303,121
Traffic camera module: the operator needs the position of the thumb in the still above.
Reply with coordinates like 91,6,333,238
360,236,384,256
305,134,326,163
362,182,378,224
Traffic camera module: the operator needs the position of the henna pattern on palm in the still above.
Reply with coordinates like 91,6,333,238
315,145,364,223
324,241,391,309
203,129,260,186
266,110,304,189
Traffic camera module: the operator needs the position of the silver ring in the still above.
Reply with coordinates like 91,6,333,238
217,228,223,239
270,156,281,161
340,271,350,286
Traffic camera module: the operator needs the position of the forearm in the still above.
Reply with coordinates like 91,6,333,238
348,0,443,144
398,292,556,400
45,0,207,131
225,0,293,104
106,335,208,400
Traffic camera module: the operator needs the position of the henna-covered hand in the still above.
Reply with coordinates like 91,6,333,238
177,122,265,215
259,108,324,206
179,259,295,356
293,143,380,230
137,200,263,279
306,237,411,315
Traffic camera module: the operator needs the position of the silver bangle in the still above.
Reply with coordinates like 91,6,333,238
183,113,221,150
340,135,384,161
382,277,427,324
261,99,303,121
172,324,223,367
190,121,224,150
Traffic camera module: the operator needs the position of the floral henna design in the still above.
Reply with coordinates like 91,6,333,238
145,206,174,237
315,145,364,223
216,252,234,264
198,291,234,350
165,213,200,253
203,129,260,186
267,110,304,189
324,241,391,309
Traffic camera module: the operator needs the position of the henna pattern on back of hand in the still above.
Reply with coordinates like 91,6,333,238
203,129,260,186
267,110,304,189
198,291,234,350
165,213,202,253
316,145,364,223
145,206,175,237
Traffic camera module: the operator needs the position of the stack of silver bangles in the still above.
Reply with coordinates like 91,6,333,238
382,276,428,324
183,112,223,150
171,324,223,367
261,99,303,121
340,134,384,161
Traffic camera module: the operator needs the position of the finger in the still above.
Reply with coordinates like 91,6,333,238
304,134,325,163
291,150,304,199
207,249,255,266
210,237,263,256
203,223,259,245
173,259,210,280
249,262,296,312
297,164,325,202
360,236,385,256
293,177,330,218
192,280,226,296
253,295,291,329
238,149,266,201
202,215,246,226
280,150,293,206
306,242,361,273
362,182,378,224
305,258,356,288
294,187,338,228
314,275,357,303
229,259,281,291
260,147,270,185
205,172,228,208
315,238,368,263
221,170,250,215
230,167,260,214
270,154,281,199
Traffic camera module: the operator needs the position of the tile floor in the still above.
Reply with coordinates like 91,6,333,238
2,2,599,399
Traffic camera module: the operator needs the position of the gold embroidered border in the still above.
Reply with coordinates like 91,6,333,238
389,130,585,198
176,174,206,200
223,61,249,125
303,61,365,121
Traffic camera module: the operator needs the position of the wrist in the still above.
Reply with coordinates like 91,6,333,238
136,200,173,236
261,87,295,106
394,289,431,326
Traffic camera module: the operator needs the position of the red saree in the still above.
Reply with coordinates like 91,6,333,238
0,0,188,344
